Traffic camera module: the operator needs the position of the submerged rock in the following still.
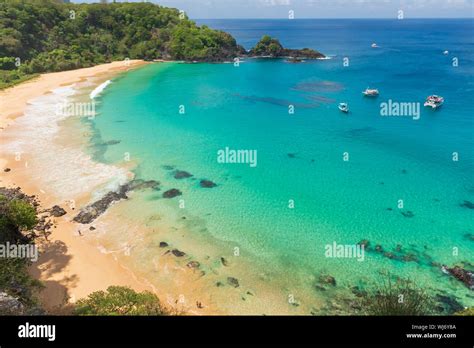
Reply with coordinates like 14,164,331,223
159,241,169,248
173,170,193,179
318,274,336,286
101,140,121,146
464,233,474,241
220,257,229,266
163,189,182,198
443,265,474,289
227,277,240,288
435,294,464,314
401,210,415,218
186,261,200,269
200,180,217,188
357,239,370,250
171,249,186,257
460,200,474,209
287,153,297,158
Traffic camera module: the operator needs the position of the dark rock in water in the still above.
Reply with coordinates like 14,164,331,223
200,180,217,188
318,274,336,286
220,257,229,266
89,226,96,231
48,205,67,217
162,165,175,171
401,210,415,218
357,239,370,250
460,200,474,209
101,140,121,146
159,241,168,248
464,233,474,241
435,294,464,314
444,265,474,289
375,244,383,253
128,179,160,191
314,285,326,291
287,153,297,158
173,170,193,179
163,189,182,198
171,249,186,257
4,168,11,172
395,244,402,252
186,261,200,269
216,281,224,287
402,253,418,262
386,208,393,211
227,277,240,288
383,251,396,259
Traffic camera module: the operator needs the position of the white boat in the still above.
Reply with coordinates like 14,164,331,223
424,95,444,109
371,43,378,48
338,103,349,113
443,50,449,55
362,87,379,97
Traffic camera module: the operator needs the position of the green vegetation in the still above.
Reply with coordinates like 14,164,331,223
0,192,42,313
0,0,245,88
360,275,434,315
454,307,474,316
249,35,324,59
74,286,168,316
250,35,284,57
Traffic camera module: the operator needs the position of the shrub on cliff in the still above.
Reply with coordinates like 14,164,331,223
360,275,434,315
74,286,168,316
0,192,42,313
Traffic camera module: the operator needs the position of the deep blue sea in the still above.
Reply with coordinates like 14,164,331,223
89,19,474,313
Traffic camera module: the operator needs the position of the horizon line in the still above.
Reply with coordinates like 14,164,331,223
193,17,474,20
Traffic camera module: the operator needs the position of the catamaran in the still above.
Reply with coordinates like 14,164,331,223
424,95,444,109
362,87,379,97
338,103,349,113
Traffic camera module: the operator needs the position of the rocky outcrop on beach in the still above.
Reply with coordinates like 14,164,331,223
73,179,160,224
47,205,67,217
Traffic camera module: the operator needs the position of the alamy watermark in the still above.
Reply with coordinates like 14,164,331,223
380,99,420,120
0,242,38,262
217,147,257,167
55,101,96,119
324,241,365,262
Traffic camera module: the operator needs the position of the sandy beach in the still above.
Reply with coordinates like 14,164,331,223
0,60,154,312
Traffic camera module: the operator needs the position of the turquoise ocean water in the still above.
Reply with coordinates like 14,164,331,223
88,19,473,312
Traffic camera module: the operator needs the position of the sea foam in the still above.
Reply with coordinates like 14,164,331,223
3,83,130,202
89,80,111,99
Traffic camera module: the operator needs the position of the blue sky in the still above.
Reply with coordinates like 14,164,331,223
74,0,474,18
